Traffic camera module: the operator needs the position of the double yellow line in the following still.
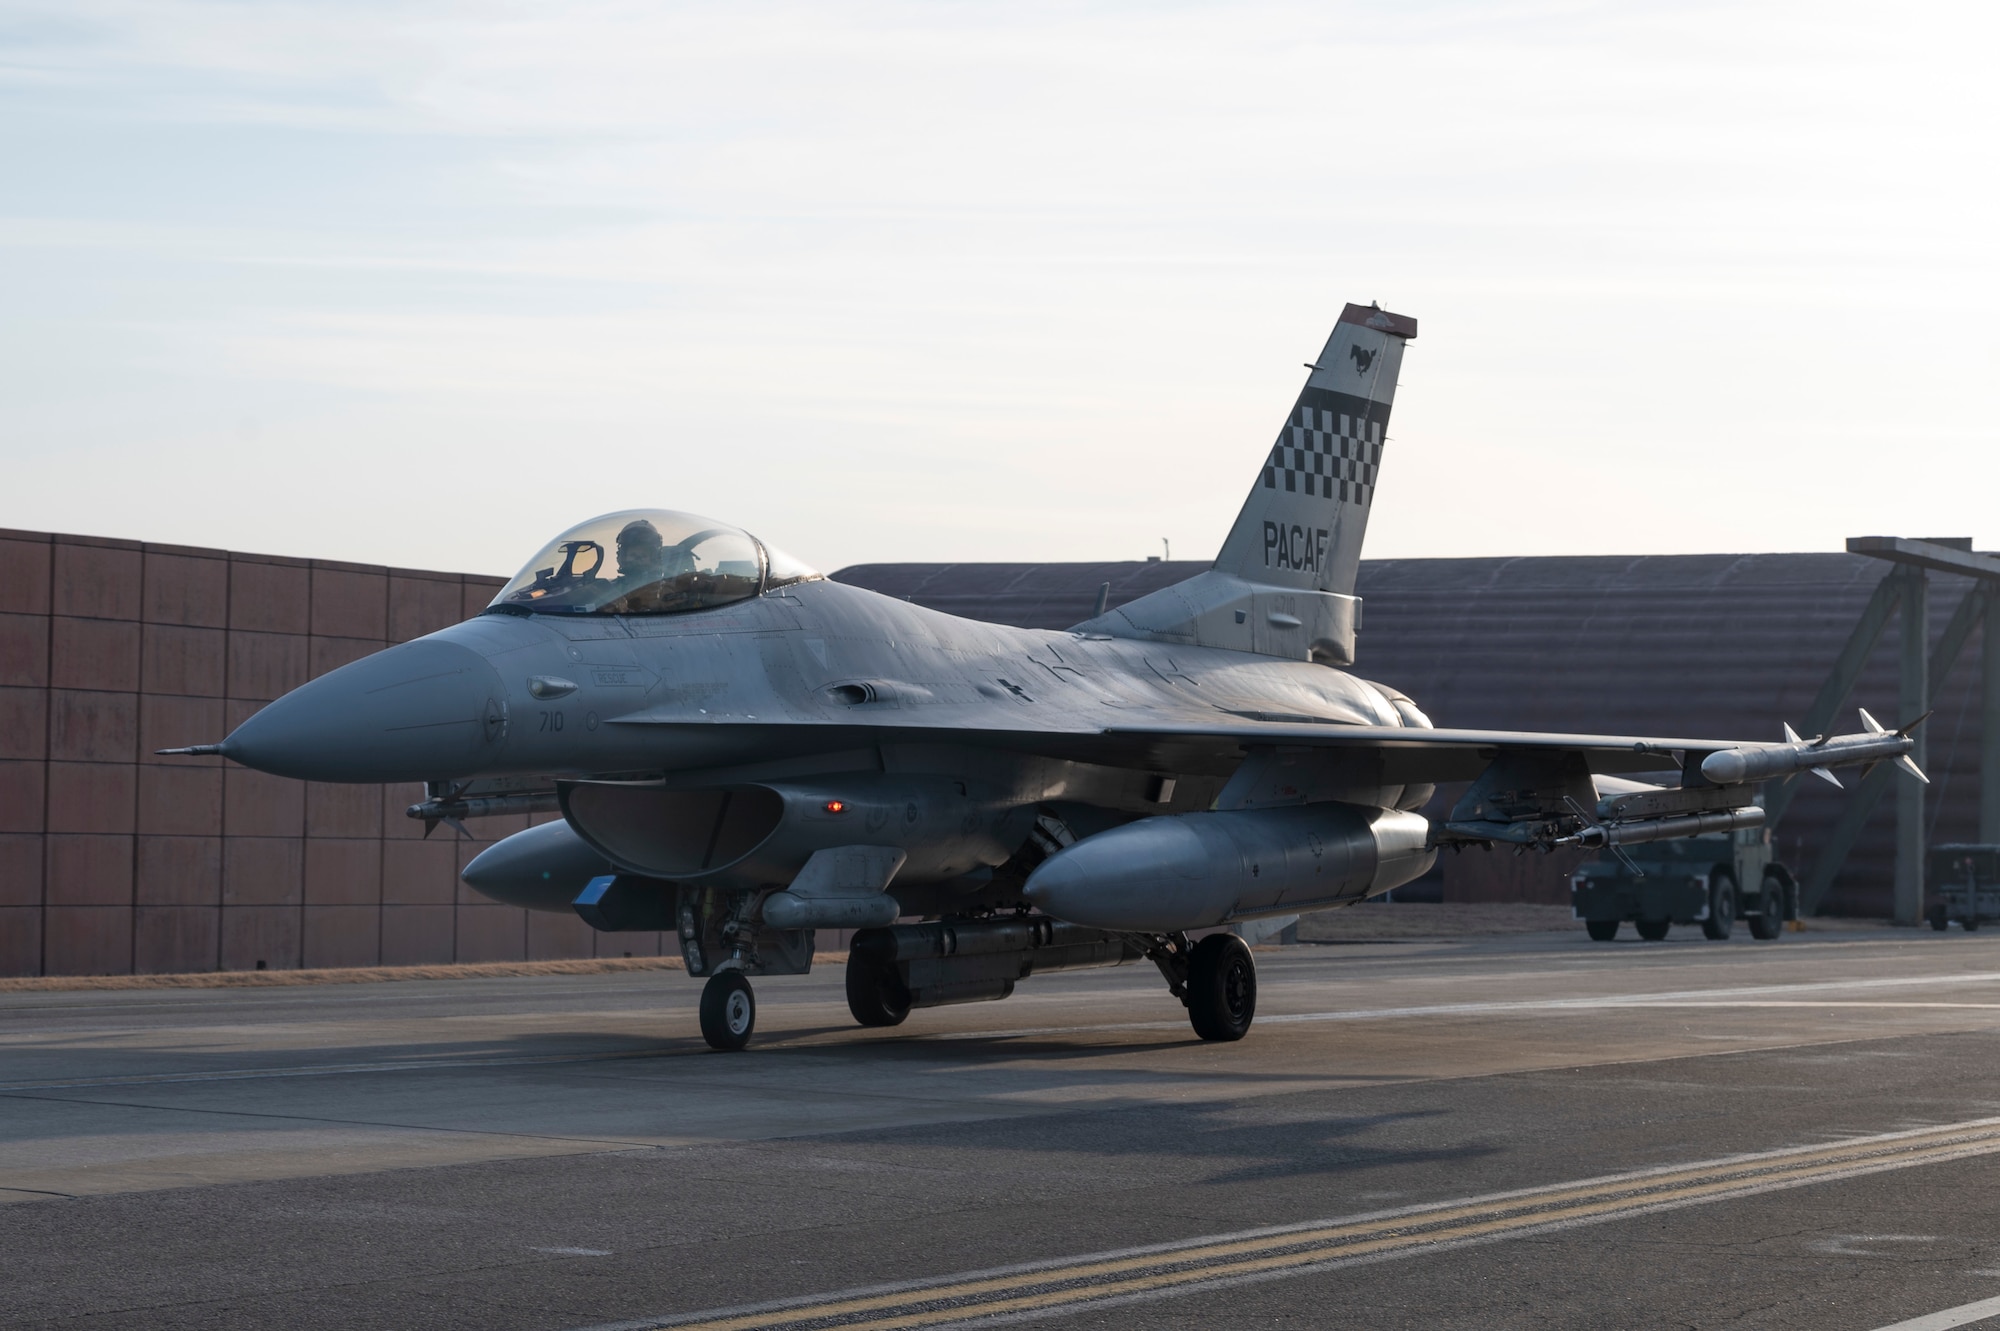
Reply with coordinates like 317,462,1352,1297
647,1118,2000,1331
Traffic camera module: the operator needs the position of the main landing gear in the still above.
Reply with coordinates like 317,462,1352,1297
699,970,756,1051
1146,931,1258,1042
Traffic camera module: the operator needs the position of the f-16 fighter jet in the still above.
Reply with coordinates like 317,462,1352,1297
169,303,1924,1050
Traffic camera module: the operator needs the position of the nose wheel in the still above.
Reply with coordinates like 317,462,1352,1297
1186,933,1257,1042
699,970,756,1051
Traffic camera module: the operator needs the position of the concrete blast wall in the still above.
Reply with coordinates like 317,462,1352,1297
7,530,1975,977
0,528,670,978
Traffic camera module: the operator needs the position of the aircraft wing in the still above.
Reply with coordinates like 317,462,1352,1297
608,706,1734,783
607,690,1915,804
1086,720,1712,783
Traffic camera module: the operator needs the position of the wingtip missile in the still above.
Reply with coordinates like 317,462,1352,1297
1700,719,1918,786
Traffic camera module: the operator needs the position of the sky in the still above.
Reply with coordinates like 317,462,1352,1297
1,0,1994,578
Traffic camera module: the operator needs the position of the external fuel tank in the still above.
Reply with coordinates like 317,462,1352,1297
1022,803,1434,932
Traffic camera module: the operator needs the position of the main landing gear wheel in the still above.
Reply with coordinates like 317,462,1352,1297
1701,870,1737,941
1586,919,1620,942
699,970,756,1051
1635,918,1671,941
1186,933,1257,1042
1750,879,1787,941
845,949,911,1028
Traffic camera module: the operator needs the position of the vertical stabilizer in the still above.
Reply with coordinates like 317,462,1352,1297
1073,304,1417,665
1214,303,1416,597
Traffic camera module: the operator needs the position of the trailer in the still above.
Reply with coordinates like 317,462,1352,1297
1570,827,1796,942
1926,845,2000,932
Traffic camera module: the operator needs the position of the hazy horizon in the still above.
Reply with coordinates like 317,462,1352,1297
4,1,1994,578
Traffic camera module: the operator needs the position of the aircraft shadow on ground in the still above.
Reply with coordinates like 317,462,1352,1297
764,1100,1492,1189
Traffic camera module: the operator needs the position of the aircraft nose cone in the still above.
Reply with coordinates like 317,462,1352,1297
222,637,508,782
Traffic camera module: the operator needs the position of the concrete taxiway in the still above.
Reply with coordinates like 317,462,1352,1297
10,926,2000,1329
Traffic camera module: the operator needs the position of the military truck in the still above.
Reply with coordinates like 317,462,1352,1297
1927,845,2000,931
1570,827,1796,942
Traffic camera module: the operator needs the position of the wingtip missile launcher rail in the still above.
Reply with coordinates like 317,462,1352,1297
1698,708,1928,788
1436,711,1928,856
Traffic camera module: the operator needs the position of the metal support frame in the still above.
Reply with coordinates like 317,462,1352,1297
1764,573,1902,830
1987,596,2000,843
1797,580,1992,914
1896,567,1928,925
1786,539,2000,917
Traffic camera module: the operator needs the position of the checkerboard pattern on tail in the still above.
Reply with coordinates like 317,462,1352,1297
1209,303,1415,599
1264,393,1385,507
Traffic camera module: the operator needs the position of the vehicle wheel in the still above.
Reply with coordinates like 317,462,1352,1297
1701,870,1737,940
1967,914,1981,933
1186,933,1257,1042
1929,902,1950,932
699,970,756,1051
1635,918,1670,941
1586,919,1620,942
1749,878,1785,941
845,948,911,1027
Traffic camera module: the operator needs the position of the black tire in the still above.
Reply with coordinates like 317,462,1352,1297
845,948,911,1027
1187,934,1257,1042
1635,918,1670,941
1967,913,1982,933
1749,878,1786,941
1929,902,1950,932
1701,870,1737,940
1586,919,1620,942
699,970,756,1051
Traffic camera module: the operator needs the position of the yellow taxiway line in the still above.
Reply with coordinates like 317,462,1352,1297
629,1116,2000,1331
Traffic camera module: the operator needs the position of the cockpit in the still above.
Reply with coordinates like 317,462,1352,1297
486,509,820,617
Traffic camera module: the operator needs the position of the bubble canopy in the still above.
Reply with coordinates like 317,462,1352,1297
487,510,819,617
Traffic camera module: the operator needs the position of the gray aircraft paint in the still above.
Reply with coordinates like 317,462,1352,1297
189,301,1917,1037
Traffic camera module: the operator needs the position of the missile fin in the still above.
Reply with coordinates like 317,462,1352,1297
1783,722,1802,744
1895,754,1930,784
1896,709,1934,738
1858,707,1885,734
1810,766,1843,788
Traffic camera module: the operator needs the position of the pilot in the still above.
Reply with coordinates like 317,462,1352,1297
614,519,666,582
604,519,693,612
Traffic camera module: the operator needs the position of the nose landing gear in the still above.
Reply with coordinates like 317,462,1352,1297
1143,931,1259,1042
1185,933,1257,1041
699,970,756,1051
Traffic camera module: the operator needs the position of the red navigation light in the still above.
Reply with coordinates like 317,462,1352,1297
824,799,846,814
